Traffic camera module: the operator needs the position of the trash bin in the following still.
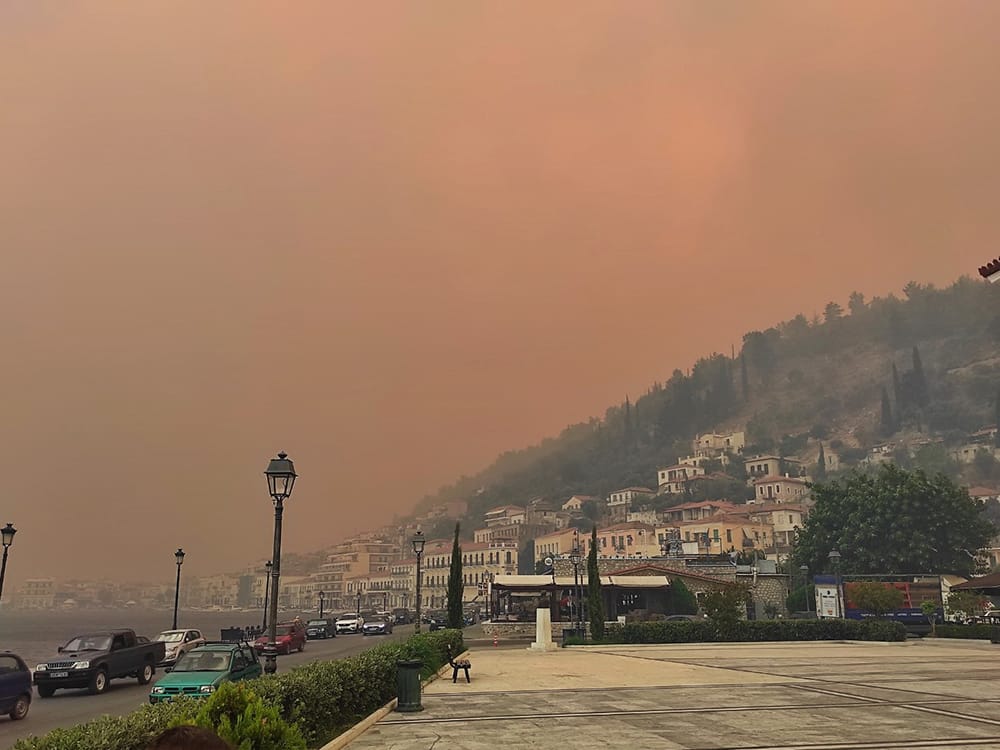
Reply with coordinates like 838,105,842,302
991,624,1000,644
396,659,424,713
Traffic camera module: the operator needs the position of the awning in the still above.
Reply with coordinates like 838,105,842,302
492,574,670,589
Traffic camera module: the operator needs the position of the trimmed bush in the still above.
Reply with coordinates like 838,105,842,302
567,619,905,645
182,681,306,750
14,629,464,750
934,623,994,640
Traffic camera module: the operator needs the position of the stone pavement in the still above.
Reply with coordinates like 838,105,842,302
349,638,1000,749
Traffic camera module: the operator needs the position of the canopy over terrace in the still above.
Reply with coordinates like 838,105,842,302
490,574,671,622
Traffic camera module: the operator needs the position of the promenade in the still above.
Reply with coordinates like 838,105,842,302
350,638,1000,750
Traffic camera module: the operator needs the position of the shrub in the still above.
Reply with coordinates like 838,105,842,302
593,619,906,645
181,681,306,750
14,629,465,750
934,623,994,640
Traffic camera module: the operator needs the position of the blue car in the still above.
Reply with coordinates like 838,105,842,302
0,652,31,721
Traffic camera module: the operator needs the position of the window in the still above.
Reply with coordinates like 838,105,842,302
0,656,21,675
713,529,719,540
726,529,732,544
789,515,794,524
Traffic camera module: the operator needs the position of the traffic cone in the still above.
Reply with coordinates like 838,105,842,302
493,633,498,647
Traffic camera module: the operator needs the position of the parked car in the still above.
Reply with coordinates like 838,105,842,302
34,630,165,697
153,629,205,666
0,652,31,720
253,621,305,655
149,643,261,704
362,617,393,636
335,613,364,634
304,619,336,639
424,612,447,631
392,608,413,625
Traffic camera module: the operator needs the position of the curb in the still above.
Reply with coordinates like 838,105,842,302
318,653,467,750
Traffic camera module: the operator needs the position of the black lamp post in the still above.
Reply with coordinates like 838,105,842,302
0,523,17,607
263,451,297,674
799,564,811,615
262,560,272,630
356,589,362,621
318,590,325,619
569,544,582,633
412,531,426,634
172,548,185,630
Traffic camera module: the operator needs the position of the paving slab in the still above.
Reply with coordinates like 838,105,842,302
348,639,1000,750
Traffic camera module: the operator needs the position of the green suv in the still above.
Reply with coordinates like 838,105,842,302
149,643,261,703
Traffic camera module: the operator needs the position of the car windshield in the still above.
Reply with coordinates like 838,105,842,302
156,632,185,643
172,650,231,672
62,635,112,652
338,614,356,620
307,620,327,626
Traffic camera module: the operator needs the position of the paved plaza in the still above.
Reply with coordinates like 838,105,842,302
349,638,1000,750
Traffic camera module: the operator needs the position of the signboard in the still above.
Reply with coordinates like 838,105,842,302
816,584,842,618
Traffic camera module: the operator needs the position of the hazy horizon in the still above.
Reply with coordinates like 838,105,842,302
3,2,1000,585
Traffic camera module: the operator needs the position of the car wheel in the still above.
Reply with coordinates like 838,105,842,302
10,695,29,720
137,662,154,685
37,686,55,698
89,669,109,695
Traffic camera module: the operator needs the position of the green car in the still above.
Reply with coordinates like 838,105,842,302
149,643,261,703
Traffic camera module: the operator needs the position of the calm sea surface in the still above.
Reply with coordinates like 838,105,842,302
0,608,311,668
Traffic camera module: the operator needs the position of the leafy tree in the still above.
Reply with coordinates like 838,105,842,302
701,583,751,635
972,449,1000,483
786,584,815,612
587,526,604,640
847,582,904,617
182,682,306,750
518,539,535,574
446,522,464,628
793,464,994,577
946,590,988,621
880,387,895,436
920,599,939,636
668,578,699,615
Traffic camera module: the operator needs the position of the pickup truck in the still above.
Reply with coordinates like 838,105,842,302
33,629,165,696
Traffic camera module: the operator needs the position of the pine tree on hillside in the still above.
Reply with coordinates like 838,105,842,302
880,387,895,436
740,354,749,401
912,346,929,406
447,522,464,629
815,443,827,481
623,396,633,450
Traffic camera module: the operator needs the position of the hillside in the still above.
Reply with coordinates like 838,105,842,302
411,276,1000,537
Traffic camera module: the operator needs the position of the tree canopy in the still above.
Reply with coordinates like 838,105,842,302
794,464,994,576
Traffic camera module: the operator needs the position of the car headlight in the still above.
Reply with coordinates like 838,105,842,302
200,685,215,693
72,661,90,669
152,686,166,694
35,664,47,672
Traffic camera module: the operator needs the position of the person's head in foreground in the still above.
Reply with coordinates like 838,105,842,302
147,726,233,749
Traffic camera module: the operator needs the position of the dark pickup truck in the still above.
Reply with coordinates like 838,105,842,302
33,629,165,697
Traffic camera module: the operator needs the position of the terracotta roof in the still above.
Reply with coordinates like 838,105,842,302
610,562,731,585
953,572,1000,591
613,487,655,494
747,503,807,513
485,505,526,514
968,487,1000,497
666,500,740,511
753,475,810,485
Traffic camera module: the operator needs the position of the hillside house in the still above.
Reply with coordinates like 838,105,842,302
693,431,746,458
744,455,803,481
561,495,597,512
752,475,811,503
534,528,583,565
484,505,527,527
953,444,1000,465
607,487,655,520
589,522,659,558
661,500,742,525
675,513,772,554
656,464,706,492
746,503,808,551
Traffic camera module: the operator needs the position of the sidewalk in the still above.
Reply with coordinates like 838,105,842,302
348,639,1000,749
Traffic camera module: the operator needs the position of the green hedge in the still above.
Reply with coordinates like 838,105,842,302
568,619,906,645
934,623,994,640
14,629,464,750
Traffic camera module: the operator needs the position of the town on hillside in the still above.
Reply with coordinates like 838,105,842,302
14,425,1000,617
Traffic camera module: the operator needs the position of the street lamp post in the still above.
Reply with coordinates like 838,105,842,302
263,452,297,675
172,548,185,630
412,531,426,634
799,564,811,615
318,590,325,619
262,561,273,630
356,590,362,621
0,523,17,607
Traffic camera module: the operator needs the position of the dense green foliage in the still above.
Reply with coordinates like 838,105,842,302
668,578,699,615
794,464,994,576
934,623,995,640
946,591,991,619
13,630,464,750
411,278,1000,527
181,682,306,750
849,582,905,617
587,526,604,640
701,584,752,636
447,522,464,629
786,584,816,612
582,619,907,644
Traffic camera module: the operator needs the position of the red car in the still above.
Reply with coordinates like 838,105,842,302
253,621,306,655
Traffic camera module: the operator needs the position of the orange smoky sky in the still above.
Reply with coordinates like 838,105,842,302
2,2,1000,584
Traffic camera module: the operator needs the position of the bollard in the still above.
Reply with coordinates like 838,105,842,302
395,659,424,713
493,633,498,647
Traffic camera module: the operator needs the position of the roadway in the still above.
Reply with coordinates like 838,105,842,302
0,626,418,748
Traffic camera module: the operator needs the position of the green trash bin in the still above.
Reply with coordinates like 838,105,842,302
396,659,424,713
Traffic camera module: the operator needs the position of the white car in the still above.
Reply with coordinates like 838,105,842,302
154,629,205,666
335,614,364,634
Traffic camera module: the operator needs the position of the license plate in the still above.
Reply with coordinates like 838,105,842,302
49,672,69,678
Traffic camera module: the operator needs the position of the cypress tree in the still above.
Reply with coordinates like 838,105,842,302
995,388,1000,448
446,522,464,629
587,526,605,641
740,354,750,401
912,346,929,406
891,361,903,412
623,396,632,448
669,578,699,615
815,443,827,481
880,387,895,436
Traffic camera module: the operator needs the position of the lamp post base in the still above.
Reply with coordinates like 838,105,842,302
263,646,278,675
